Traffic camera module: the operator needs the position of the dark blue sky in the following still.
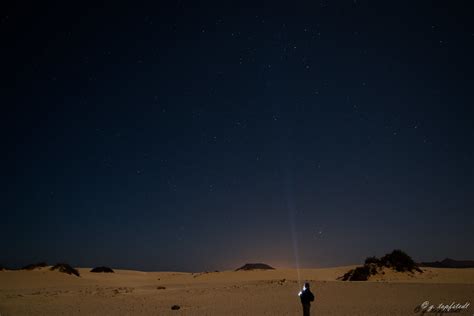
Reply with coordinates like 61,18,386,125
2,1,473,271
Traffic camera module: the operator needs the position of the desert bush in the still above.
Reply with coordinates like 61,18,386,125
353,266,372,280
50,263,80,277
341,269,354,281
341,265,371,281
342,249,421,281
366,263,380,275
380,249,420,272
354,266,372,280
364,256,380,265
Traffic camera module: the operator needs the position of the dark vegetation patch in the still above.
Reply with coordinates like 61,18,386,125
341,249,422,281
379,249,422,273
50,263,80,277
341,264,379,281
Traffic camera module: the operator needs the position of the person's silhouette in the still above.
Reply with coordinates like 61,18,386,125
298,282,315,316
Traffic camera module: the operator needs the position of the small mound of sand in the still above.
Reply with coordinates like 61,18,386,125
21,262,48,270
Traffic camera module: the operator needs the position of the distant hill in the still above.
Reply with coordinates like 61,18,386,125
90,266,114,273
236,263,275,271
420,258,474,268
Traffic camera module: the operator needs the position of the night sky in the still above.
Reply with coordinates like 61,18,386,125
2,1,473,272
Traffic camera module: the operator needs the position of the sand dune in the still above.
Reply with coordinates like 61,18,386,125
1,266,473,315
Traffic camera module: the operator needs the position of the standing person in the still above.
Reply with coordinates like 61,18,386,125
298,282,315,316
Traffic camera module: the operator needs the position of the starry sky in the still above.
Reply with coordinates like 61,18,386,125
2,1,473,272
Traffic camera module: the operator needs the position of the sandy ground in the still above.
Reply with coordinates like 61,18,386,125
1,266,473,315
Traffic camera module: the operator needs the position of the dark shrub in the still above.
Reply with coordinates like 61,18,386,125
171,305,180,310
341,265,373,281
353,266,370,280
364,256,380,265
21,262,48,270
349,266,371,281
366,263,379,275
380,249,419,272
342,249,421,281
341,269,355,281
90,266,114,273
50,263,80,277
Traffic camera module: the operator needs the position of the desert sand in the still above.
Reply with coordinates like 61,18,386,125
1,266,473,315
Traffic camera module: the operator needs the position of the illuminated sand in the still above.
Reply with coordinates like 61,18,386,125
1,266,473,315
